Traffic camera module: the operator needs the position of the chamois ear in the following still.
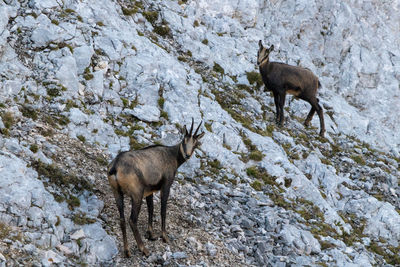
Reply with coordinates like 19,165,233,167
269,45,274,52
258,40,263,48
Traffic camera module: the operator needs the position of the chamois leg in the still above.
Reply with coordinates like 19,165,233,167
316,99,325,137
277,92,286,126
309,98,325,137
273,93,280,124
304,106,316,127
160,186,171,243
128,195,149,257
145,194,157,240
113,189,131,257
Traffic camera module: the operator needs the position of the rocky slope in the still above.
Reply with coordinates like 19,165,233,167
0,0,399,266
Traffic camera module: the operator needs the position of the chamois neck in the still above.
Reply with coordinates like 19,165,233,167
172,143,186,167
259,56,270,68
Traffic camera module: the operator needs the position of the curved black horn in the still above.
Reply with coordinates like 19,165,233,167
194,120,203,137
189,117,194,135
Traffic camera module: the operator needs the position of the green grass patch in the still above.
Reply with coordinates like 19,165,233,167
31,160,92,192
72,212,96,225
0,222,11,239
160,110,169,119
205,122,212,132
251,180,263,191
30,144,39,153
67,195,81,210
351,154,366,165
249,150,264,161
77,135,86,142
20,105,38,120
1,112,14,129
213,63,225,75
143,11,159,24
246,71,263,89
96,156,108,166
246,166,278,186
158,97,165,108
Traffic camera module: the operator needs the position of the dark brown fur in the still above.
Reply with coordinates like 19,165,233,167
257,40,325,136
108,120,205,257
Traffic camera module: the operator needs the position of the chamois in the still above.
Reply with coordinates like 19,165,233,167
257,40,325,136
107,119,205,257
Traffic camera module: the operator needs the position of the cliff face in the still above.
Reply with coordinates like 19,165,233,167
0,0,399,266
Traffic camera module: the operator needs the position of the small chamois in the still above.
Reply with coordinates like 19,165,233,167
107,119,205,257
257,40,325,136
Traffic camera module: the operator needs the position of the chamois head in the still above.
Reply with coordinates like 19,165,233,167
180,118,205,160
257,40,274,65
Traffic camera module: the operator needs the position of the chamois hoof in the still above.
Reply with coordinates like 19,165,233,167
162,233,170,243
146,231,157,241
124,249,132,258
141,247,150,257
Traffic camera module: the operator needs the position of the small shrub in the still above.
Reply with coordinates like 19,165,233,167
158,97,165,108
30,144,39,153
213,62,225,75
154,24,171,37
249,150,264,161
251,180,263,191
246,71,263,89
0,222,11,239
130,137,145,150
205,122,212,132
160,110,169,119
178,56,187,62
320,240,336,250
47,88,61,97
21,106,38,120
96,156,108,166
143,11,159,24
83,67,94,80
209,159,222,170
32,160,92,191
1,112,14,129
122,7,138,16
77,135,86,142
246,166,258,177
246,166,278,186
351,154,366,165
72,212,96,225
67,195,81,210
202,39,209,45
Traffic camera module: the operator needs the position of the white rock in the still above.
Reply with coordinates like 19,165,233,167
56,244,73,255
56,55,79,93
130,105,160,122
29,0,59,9
73,45,94,74
70,229,85,240
41,250,64,266
69,108,89,125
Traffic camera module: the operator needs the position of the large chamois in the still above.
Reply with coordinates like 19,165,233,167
108,119,205,257
257,40,325,136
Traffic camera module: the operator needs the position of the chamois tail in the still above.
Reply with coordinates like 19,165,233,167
108,165,117,176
